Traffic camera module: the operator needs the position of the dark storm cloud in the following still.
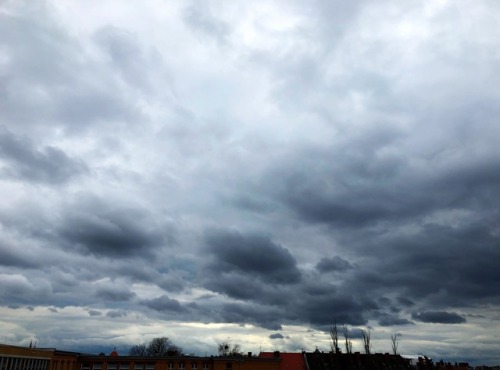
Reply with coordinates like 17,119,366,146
273,123,500,231
218,303,283,330
412,311,466,324
204,271,265,301
269,333,284,339
0,274,52,306
377,315,414,327
316,256,353,273
1,0,500,363
205,230,301,284
397,297,415,307
294,288,372,327
341,223,500,309
0,240,38,268
0,127,88,184
199,230,386,329
95,288,136,302
142,295,186,313
59,195,170,258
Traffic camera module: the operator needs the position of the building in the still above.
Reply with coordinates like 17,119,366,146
304,350,413,370
1,345,280,370
259,352,306,370
0,344,80,370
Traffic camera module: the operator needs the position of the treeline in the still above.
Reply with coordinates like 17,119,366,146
128,338,242,357
129,337,182,356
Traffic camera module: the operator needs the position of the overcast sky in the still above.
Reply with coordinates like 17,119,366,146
1,0,500,365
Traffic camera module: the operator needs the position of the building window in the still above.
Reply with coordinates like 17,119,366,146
93,364,102,370
82,365,91,370
202,364,208,370
167,364,173,370
134,364,143,370
145,365,155,370
178,364,185,370
191,364,197,370
108,364,117,370
120,365,129,370
226,363,232,370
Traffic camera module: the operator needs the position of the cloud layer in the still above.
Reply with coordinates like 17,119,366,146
1,0,500,366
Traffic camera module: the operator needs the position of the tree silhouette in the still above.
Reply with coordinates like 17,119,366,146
129,337,182,356
390,333,399,355
330,323,341,353
217,341,242,357
362,329,371,355
343,325,352,354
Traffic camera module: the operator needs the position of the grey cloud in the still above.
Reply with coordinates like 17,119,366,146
93,26,164,93
343,223,500,308
377,315,414,327
0,274,52,306
56,90,141,130
59,195,170,258
205,230,301,284
87,309,102,317
269,333,284,339
218,303,283,331
412,311,466,324
294,289,372,327
143,295,186,313
156,275,187,294
200,232,381,329
95,288,136,302
1,0,500,363
397,297,415,307
269,108,500,231
183,3,230,45
0,9,144,134
0,127,88,184
204,272,265,301
0,241,39,268
316,256,353,273
106,310,127,318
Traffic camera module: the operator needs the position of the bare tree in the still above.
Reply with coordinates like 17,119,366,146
231,344,242,356
390,333,399,355
129,343,147,356
129,337,182,357
362,330,371,355
218,341,230,356
330,323,340,353
218,341,242,357
147,337,182,356
343,325,352,354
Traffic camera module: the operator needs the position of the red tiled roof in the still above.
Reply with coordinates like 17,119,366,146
259,352,306,370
